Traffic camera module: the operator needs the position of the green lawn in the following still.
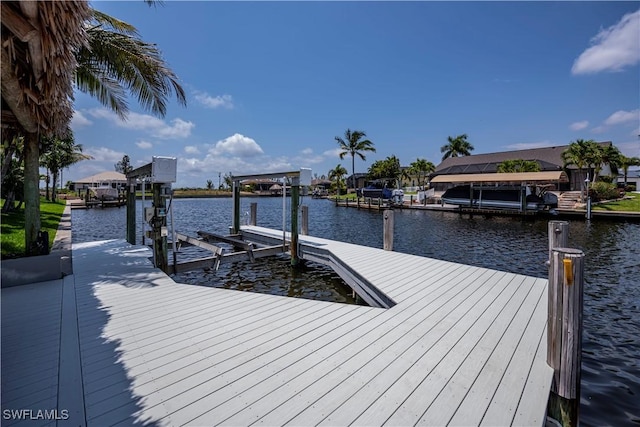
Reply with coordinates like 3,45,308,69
593,192,640,212
1,198,65,259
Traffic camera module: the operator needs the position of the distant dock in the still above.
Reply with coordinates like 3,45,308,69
2,227,554,425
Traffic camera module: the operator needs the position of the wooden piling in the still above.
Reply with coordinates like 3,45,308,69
547,247,584,427
301,205,308,235
152,183,168,273
548,221,569,264
232,180,241,234
249,202,257,226
290,179,300,266
383,209,394,251
125,180,136,244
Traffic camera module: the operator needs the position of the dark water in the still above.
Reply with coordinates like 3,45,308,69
72,197,640,426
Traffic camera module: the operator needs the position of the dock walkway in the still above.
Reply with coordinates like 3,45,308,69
2,230,552,426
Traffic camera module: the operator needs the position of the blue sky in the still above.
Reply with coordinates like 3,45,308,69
67,1,640,188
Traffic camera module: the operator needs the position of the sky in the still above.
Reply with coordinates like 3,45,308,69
66,1,640,188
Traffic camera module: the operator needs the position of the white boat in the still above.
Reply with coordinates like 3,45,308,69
89,185,119,200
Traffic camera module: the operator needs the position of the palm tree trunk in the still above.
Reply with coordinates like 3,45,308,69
351,155,356,192
51,171,58,202
1,143,16,185
24,132,41,255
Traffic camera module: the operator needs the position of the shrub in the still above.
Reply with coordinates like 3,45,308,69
590,181,619,201
598,175,615,184
626,184,636,192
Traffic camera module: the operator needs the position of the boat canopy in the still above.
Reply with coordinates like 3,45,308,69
430,171,568,184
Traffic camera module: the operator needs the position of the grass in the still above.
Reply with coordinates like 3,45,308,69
593,192,640,212
1,198,66,259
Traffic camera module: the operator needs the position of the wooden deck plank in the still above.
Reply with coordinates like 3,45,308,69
0,279,63,423
82,296,349,398
349,274,534,427
228,268,505,426
2,232,552,427
480,279,550,426
424,278,545,426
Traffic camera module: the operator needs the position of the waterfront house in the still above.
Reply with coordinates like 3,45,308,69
432,141,614,191
73,171,127,193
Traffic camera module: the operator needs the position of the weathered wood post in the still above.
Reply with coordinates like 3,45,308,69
290,177,300,266
231,180,241,234
547,247,584,427
152,183,168,273
301,205,309,235
249,202,257,226
548,221,569,264
383,209,394,251
125,178,136,244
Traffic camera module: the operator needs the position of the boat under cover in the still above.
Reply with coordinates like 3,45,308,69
441,184,549,211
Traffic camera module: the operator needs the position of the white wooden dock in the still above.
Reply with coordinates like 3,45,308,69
1,230,553,426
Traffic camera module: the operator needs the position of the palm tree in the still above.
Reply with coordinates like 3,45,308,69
496,159,541,173
40,136,93,202
597,144,622,179
368,155,403,188
620,155,640,187
440,134,474,160
13,3,186,255
561,139,599,193
335,129,375,192
328,164,348,195
75,9,186,118
408,158,436,189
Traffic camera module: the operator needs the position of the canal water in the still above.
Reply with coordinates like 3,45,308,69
72,197,639,426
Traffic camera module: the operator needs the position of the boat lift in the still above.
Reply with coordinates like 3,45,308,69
126,162,312,274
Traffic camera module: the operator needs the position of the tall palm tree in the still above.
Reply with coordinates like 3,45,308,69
40,136,93,202
328,164,348,195
75,9,186,118
440,134,474,161
409,158,436,189
597,144,622,179
335,129,375,192
620,155,640,187
561,139,599,192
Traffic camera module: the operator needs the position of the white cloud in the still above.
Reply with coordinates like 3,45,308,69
154,118,195,139
71,110,92,128
87,108,194,139
572,10,640,74
604,109,639,126
301,148,314,155
503,141,554,150
84,147,125,162
184,145,201,154
591,125,607,134
569,121,589,131
194,92,234,109
136,140,153,149
209,133,264,157
323,148,344,158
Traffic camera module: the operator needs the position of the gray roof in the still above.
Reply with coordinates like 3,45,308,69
434,141,612,175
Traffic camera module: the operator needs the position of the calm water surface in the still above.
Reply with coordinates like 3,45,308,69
73,197,640,426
